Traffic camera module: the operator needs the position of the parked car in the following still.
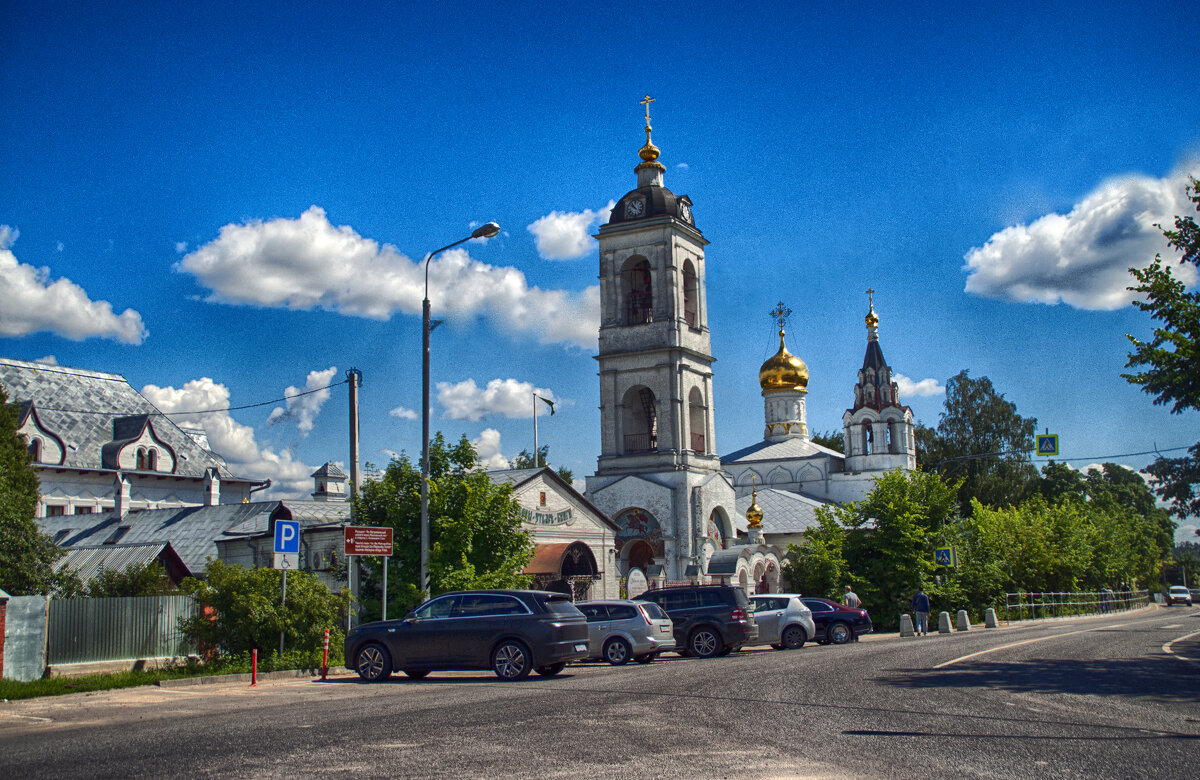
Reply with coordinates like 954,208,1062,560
801,597,874,644
576,599,675,664
747,594,816,650
634,584,757,658
345,590,589,682
1166,586,1194,606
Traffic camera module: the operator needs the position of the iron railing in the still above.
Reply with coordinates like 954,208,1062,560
625,433,658,452
1002,589,1148,624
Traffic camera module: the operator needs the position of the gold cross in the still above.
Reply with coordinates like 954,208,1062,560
640,95,655,127
867,288,875,308
770,301,792,332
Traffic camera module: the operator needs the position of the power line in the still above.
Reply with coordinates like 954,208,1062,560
21,378,351,417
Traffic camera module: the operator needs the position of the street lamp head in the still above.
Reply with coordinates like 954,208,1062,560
472,222,501,239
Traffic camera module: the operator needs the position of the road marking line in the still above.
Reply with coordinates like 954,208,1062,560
148,687,203,695
0,713,53,723
934,624,1116,668
1162,629,1200,665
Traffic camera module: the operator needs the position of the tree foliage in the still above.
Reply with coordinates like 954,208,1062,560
809,430,845,453
781,509,852,600
919,370,1039,513
0,386,73,595
179,559,344,660
85,561,176,597
354,434,536,617
1123,177,1200,519
510,445,574,484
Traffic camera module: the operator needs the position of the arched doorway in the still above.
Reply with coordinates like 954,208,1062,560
526,541,601,600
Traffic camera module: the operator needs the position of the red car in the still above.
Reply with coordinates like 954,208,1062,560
801,597,874,644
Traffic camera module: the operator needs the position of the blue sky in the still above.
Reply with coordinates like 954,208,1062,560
2,2,1198,539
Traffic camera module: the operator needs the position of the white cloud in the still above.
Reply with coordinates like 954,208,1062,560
55,242,63,252
526,201,615,260
388,405,418,421
267,366,337,435
141,378,315,497
175,241,188,254
35,355,57,365
676,163,689,170
176,206,598,349
0,225,147,344
895,374,945,397
472,428,511,469
963,167,1200,310
437,378,556,422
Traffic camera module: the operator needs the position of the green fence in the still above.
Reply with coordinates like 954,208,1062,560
46,595,198,665
1002,589,1149,623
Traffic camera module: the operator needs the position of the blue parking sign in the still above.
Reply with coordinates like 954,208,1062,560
274,520,300,554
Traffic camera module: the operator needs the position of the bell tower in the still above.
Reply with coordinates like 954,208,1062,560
586,97,737,583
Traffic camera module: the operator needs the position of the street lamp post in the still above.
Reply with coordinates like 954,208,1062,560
421,221,500,595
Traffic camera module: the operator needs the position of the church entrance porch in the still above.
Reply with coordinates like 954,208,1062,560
525,541,601,601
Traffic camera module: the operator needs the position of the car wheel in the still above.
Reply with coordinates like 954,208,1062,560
633,652,657,664
688,627,721,658
771,644,785,650
717,645,733,656
535,662,566,677
402,669,429,680
492,640,533,680
827,621,852,645
782,624,807,649
603,637,632,666
354,643,392,682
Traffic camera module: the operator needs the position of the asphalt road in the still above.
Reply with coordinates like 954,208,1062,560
2,606,1198,779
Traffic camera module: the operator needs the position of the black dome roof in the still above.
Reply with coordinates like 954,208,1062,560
608,186,694,228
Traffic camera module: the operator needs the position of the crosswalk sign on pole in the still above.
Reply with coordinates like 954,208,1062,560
1036,434,1059,456
934,547,957,567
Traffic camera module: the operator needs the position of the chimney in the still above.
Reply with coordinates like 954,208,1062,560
204,467,220,506
113,472,131,519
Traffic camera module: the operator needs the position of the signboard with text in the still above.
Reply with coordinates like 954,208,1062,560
344,526,393,557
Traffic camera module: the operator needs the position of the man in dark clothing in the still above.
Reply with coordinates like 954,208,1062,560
912,587,931,636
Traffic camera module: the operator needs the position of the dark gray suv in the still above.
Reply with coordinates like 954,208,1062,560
345,590,589,681
634,584,757,658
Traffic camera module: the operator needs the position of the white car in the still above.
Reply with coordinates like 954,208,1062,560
1166,586,1193,606
748,594,817,650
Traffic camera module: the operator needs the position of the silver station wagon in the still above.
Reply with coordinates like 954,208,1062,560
577,599,675,664
748,593,816,650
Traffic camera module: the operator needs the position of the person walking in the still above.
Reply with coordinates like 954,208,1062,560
911,586,931,636
843,585,860,609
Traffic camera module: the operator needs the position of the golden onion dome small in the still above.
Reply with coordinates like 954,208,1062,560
639,141,661,162
865,304,879,328
746,488,764,529
759,329,809,392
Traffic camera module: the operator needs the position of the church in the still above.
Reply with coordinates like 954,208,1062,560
584,99,916,592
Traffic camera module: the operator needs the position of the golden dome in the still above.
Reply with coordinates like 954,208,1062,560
746,487,763,529
759,329,809,392
865,304,879,328
639,141,661,162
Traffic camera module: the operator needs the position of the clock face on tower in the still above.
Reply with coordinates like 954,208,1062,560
679,202,693,224
626,199,645,218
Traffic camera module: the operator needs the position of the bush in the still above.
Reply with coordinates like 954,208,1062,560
179,560,346,662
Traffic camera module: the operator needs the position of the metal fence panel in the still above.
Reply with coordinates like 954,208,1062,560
46,595,198,665
1002,590,1149,623
3,595,50,682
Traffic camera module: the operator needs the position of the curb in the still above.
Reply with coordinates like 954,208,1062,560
158,668,330,688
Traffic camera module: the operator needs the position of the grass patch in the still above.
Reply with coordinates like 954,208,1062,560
0,649,345,702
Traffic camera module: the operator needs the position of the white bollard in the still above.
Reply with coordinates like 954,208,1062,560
984,608,998,628
938,611,952,634
956,609,971,631
900,613,915,637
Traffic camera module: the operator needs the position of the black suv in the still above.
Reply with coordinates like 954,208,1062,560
345,590,589,681
634,585,757,658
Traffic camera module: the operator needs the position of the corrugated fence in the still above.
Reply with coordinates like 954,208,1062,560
46,595,198,665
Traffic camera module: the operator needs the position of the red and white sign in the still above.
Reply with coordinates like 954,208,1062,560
343,526,393,557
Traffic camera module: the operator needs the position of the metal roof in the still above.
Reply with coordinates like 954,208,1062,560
722,435,844,465
735,488,833,535
52,542,189,583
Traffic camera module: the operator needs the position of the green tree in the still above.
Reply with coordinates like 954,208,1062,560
179,559,343,661
839,469,961,630
781,508,852,599
0,386,73,595
510,445,574,484
85,561,175,597
809,430,845,453
922,370,1039,513
354,434,536,617
1124,176,1200,520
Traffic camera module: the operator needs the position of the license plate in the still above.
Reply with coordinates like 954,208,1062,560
574,643,588,652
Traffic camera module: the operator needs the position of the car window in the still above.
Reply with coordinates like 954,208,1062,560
541,595,585,617
413,595,458,619
731,587,750,609
638,602,668,620
803,599,832,613
578,604,609,621
656,591,698,611
608,605,637,621
454,594,527,618
697,589,727,607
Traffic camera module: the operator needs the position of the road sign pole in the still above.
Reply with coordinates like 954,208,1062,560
279,569,287,656
382,557,388,621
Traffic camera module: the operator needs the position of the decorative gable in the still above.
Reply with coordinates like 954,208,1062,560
16,401,66,465
100,415,177,473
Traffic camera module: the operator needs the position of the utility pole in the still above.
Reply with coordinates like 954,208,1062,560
347,368,362,501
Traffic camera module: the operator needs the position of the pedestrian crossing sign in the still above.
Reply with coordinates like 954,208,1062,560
934,547,957,567
1036,434,1059,456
